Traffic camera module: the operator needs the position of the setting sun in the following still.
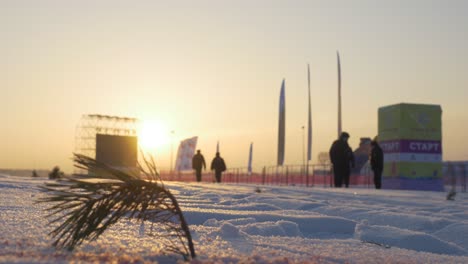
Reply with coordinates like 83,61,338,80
137,120,169,150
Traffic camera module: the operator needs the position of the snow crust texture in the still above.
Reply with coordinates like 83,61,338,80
1,174,468,263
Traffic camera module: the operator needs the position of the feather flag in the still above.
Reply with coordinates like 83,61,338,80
307,64,312,161
247,142,253,174
277,79,286,166
337,51,342,138
175,137,198,171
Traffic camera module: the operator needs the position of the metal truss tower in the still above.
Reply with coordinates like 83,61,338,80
74,114,138,174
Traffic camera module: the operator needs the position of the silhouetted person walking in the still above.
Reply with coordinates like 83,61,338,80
370,140,384,189
211,152,226,183
192,149,206,182
329,132,355,188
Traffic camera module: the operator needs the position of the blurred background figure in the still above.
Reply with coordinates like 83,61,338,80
370,140,384,189
192,149,206,182
211,152,226,183
329,132,355,187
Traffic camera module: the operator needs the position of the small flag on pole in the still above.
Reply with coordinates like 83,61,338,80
247,142,253,174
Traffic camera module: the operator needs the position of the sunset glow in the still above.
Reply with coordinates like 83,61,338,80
1,1,468,173
137,120,169,151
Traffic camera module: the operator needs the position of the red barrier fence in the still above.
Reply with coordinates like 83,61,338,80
158,163,467,192
159,164,376,189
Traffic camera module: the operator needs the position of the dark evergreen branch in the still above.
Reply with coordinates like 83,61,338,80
36,153,196,260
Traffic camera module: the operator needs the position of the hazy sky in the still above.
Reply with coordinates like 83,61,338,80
1,0,467,173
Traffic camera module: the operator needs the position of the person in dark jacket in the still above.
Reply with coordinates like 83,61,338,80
211,152,226,183
192,150,206,182
329,132,355,188
370,140,384,189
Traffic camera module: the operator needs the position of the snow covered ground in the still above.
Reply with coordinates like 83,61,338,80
1,173,468,263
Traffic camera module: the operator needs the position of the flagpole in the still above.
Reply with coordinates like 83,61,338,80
170,130,175,174
301,126,305,170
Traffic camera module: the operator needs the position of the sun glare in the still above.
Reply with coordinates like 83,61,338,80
138,120,169,150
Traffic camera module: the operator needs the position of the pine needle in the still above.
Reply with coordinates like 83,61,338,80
37,153,196,260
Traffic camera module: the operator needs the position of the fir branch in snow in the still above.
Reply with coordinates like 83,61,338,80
37,153,196,260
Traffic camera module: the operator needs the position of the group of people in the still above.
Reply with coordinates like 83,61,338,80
329,131,383,189
192,132,384,188
192,150,226,183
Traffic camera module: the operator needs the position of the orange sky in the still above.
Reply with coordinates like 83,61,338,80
1,1,468,173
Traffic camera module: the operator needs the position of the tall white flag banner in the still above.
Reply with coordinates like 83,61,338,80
337,51,342,138
277,79,286,166
175,136,198,171
247,142,253,174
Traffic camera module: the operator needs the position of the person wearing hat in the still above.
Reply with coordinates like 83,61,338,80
329,132,355,187
211,152,227,183
192,149,206,182
370,140,384,189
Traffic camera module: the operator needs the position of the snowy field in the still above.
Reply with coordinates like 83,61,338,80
1,173,468,263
